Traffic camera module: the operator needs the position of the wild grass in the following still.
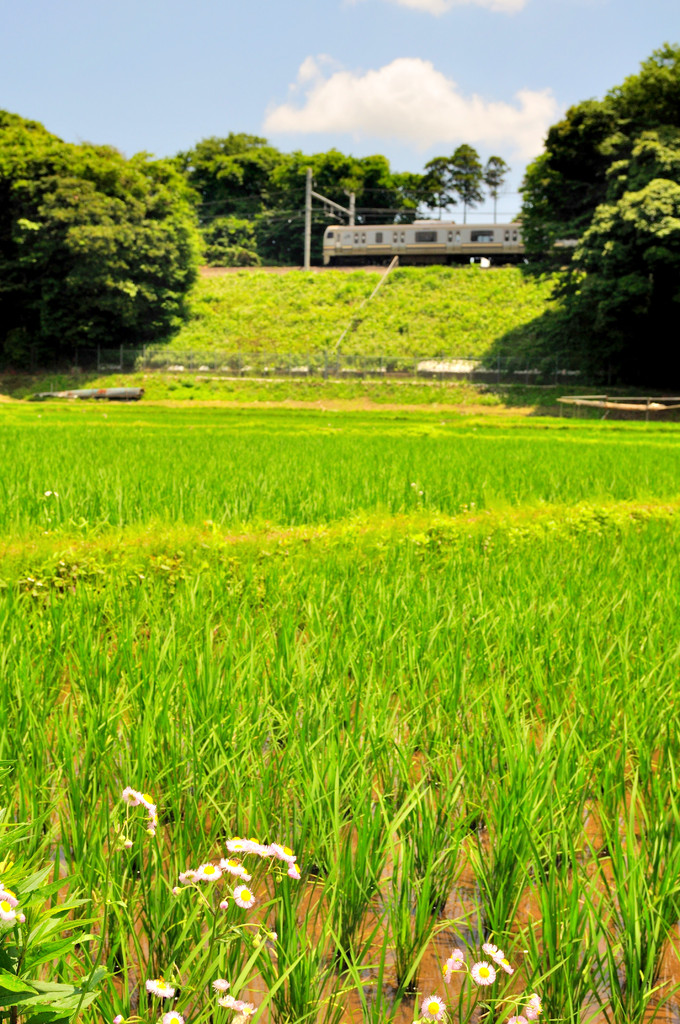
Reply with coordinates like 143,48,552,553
167,267,555,357
1,406,680,1024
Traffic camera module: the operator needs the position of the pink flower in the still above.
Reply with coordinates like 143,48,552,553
508,1017,528,1024
113,1015,124,1024
287,863,301,880
212,979,230,992
270,843,296,864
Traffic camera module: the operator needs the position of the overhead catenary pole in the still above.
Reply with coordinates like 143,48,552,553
303,178,355,269
304,167,312,271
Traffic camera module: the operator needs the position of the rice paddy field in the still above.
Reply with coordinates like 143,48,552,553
2,400,680,1024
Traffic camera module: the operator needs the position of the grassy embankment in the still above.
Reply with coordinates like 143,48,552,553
1,266,559,406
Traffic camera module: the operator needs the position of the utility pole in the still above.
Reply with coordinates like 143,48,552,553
304,167,312,271
302,170,355,270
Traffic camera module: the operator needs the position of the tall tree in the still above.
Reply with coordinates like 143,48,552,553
483,156,510,223
423,145,485,222
0,111,200,365
519,43,680,384
449,145,484,223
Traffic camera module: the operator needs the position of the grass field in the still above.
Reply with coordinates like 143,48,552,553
1,401,679,1024
158,266,555,358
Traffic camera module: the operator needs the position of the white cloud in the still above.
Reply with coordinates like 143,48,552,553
350,0,527,14
264,57,558,160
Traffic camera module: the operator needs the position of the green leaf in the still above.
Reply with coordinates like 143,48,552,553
0,971,38,993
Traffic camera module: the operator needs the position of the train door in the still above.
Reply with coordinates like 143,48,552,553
392,229,406,256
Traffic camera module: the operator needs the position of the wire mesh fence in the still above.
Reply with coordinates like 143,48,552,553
76,346,587,386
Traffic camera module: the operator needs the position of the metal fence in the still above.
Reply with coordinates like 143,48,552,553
77,346,586,387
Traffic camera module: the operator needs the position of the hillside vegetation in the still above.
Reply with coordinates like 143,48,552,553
158,266,554,358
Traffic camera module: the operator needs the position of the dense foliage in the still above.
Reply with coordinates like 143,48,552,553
176,136,510,265
520,44,680,383
0,111,200,366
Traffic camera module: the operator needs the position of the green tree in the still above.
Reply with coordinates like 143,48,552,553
483,156,510,223
0,111,200,365
176,134,287,219
449,145,484,223
202,216,260,266
561,128,680,383
517,44,680,383
423,145,485,222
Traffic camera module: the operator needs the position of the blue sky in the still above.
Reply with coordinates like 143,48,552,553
1,0,677,216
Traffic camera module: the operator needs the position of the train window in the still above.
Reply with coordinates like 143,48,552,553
415,231,437,243
361,233,366,243
504,231,510,242
328,231,334,239
393,232,398,243
354,233,359,244
455,232,461,243
400,232,405,243
512,231,518,241
447,232,453,243
375,232,383,243
471,231,494,243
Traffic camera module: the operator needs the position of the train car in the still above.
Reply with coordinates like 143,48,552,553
322,220,524,266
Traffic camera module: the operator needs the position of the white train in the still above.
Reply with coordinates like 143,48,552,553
322,220,524,266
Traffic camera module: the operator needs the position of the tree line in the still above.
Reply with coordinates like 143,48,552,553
177,141,509,267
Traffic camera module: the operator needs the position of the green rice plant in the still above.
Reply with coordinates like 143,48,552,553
253,876,343,1024
387,831,453,997
465,707,560,942
521,821,600,1024
587,771,680,1024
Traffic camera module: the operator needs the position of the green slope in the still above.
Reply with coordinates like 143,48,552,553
158,266,555,358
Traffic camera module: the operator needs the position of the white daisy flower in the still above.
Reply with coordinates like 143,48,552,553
212,979,230,992
179,870,197,884
287,863,301,880
225,837,249,854
138,793,157,813
245,839,271,857
122,787,142,806
0,900,17,925
471,961,496,986
508,1017,528,1024
196,863,222,882
145,978,175,999
498,957,514,974
219,859,251,880
234,885,256,909
270,843,296,865
421,995,446,1020
161,1014,184,1024
0,887,18,908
